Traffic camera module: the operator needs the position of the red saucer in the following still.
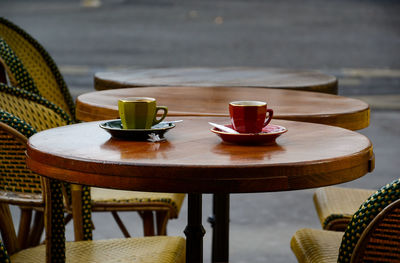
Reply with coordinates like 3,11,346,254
211,124,287,145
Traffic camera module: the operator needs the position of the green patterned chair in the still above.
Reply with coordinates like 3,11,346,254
0,17,185,239
0,109,186,263
0,17,74,119
0,84,184,247
0,83,73,250
291,178,400,263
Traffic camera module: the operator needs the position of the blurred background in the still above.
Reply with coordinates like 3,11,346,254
1,0,399,262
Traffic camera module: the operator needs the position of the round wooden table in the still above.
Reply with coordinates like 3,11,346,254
76,86,370,130
26,117,374,263
94,67,338,94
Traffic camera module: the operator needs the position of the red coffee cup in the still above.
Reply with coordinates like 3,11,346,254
229,101,274,133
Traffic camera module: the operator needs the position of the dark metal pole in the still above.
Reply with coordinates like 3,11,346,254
184,193,205,263
211,193,230,263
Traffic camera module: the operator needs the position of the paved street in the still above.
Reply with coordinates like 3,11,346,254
1,0,399,262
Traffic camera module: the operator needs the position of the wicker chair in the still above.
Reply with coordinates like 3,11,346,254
0,84,73,250
0,17,185,239
0,84,184,246
291,179,400,263
0,111,185,263
313,186,375,231
0,17,74,119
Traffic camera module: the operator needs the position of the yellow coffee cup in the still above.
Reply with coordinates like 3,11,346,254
118,97,168,129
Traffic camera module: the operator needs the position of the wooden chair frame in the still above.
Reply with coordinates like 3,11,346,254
0,122,45,251
351,198,400,262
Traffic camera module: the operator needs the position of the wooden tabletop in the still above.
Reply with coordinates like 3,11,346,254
76,87,370,130
94,67,338,94
26,117,374,194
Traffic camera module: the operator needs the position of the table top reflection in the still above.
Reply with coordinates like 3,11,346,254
27,117,373,193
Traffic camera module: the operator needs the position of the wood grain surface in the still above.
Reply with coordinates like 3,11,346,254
76,87,369,130
26,117,374,194
94,67,338,94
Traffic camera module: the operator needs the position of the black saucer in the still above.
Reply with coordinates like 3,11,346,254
99,119,175,141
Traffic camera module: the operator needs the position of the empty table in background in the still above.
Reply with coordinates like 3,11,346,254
94,67,338,94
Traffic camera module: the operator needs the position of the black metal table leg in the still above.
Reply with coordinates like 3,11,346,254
211,193,230,263
184,193,205,263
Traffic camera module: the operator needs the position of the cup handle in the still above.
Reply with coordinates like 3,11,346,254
263,109,274,127
153,106,168,125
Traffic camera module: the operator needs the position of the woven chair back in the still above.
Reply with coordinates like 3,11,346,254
0,84,71,196
352,198,400,262
0,83,74,195
0,84,72,131
0,115,42,196
338,179,400,262
0,18,75,119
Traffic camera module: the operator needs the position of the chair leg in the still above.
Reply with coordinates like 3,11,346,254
156,210,169,235
17,208,33,249
111,211,131,238
64,213,73,225
139,211,155,236
28,211,44,247
0,203,19,254
71,184,84,241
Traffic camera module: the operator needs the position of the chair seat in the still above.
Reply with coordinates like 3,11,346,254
91,188,185,218
10,236,185,263
290,228,343,263
313,186,375,230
